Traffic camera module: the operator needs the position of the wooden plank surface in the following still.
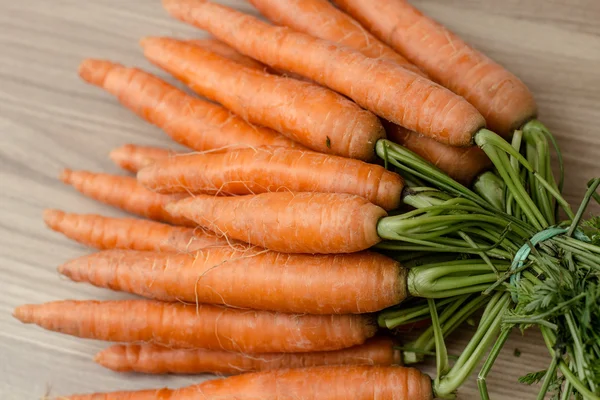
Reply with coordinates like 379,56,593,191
1,0,599,398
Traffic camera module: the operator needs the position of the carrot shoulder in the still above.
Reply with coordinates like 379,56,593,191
249,0,423,75
162,0,485,146
166,192,387,254
44,209,229,252
61,365,432,400
333,0,536,136
79,58,297,151
95,336,402,374
141,37,385,160
109,144,176,173
13,300,376,353
137,146,404,210
58,248,407,314
60,169,193,227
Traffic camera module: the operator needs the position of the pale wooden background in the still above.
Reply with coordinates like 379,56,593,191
1,0,599,399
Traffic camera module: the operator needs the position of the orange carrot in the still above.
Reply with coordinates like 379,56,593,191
186,37,268,70
95,337,401,374
61,365,433,400
332,0,537,137
79,59,298,151
109,144,176,173
60,169,193,227
162,0,485,147
166,192,387,254
44,209,230,252
248,0,423,76
141,37,385,160
385,123,492,185
137,146,404,210
58,248,406,314
14,300,376,353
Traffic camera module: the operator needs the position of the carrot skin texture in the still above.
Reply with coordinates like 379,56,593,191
385,123,492,185
58,248,407,314
167,192,387,254
78,59,297,151
162,0,485,147
60,169,193,227
141,37,385,160
186,38,268,70
14,300,376,353
44,210,229,252
137,146,404,210
333,0,537,136
95,337,402,374
62,365,433,400
110,144,176,173
248,0,423,75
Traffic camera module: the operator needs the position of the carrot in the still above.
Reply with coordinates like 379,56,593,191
137,146,404,210
141,37,385,160
385,123,492,185
162,0,485,147
332,0,537,137
58,248,406,314
248,0,423,76
95,336,402,374
166,192,387,254
61,365,433,400
79,59,297,151
13,300,376,353
44,209,230,252
109,144,176,173
186,37,268,70
60,169,193,227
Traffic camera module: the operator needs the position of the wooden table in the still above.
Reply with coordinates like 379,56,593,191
2,1,599,398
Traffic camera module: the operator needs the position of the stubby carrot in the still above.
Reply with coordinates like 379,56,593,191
79,59,297,151
109,144,176,173
333,0,537,137
166,192,387,254
137,146,404,210
61,365,433,400
385,123,492,185
13,300,376,353
248,0,423,76
186,37,268,70
44,210,230,252
60,169,193,227
95,336,402,374
162,0,485,147
141,37,385,160
58,248,407,314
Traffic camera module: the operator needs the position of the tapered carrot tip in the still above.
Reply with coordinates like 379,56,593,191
78,58,116,86
43,209,64,230
59,168,74,184
94,346,124,371
12,304,36,324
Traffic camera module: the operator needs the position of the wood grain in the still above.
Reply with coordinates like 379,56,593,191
1,0,599,398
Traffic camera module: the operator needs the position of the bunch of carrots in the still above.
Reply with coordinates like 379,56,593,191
14,0,600,399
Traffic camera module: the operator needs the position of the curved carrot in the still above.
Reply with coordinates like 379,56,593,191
58,248,407,314
60,169,193,227
95,337,402,374
13,300,376,353
333,0,537,137
166,192,387,254
44,209,230,252
186,37,268,70
248,0,423,76
78,59,297,151
162,0,485,147
385,123,492,185
110,144,176,173
141,37,385,160
62,365,433,400
137,146,404,210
